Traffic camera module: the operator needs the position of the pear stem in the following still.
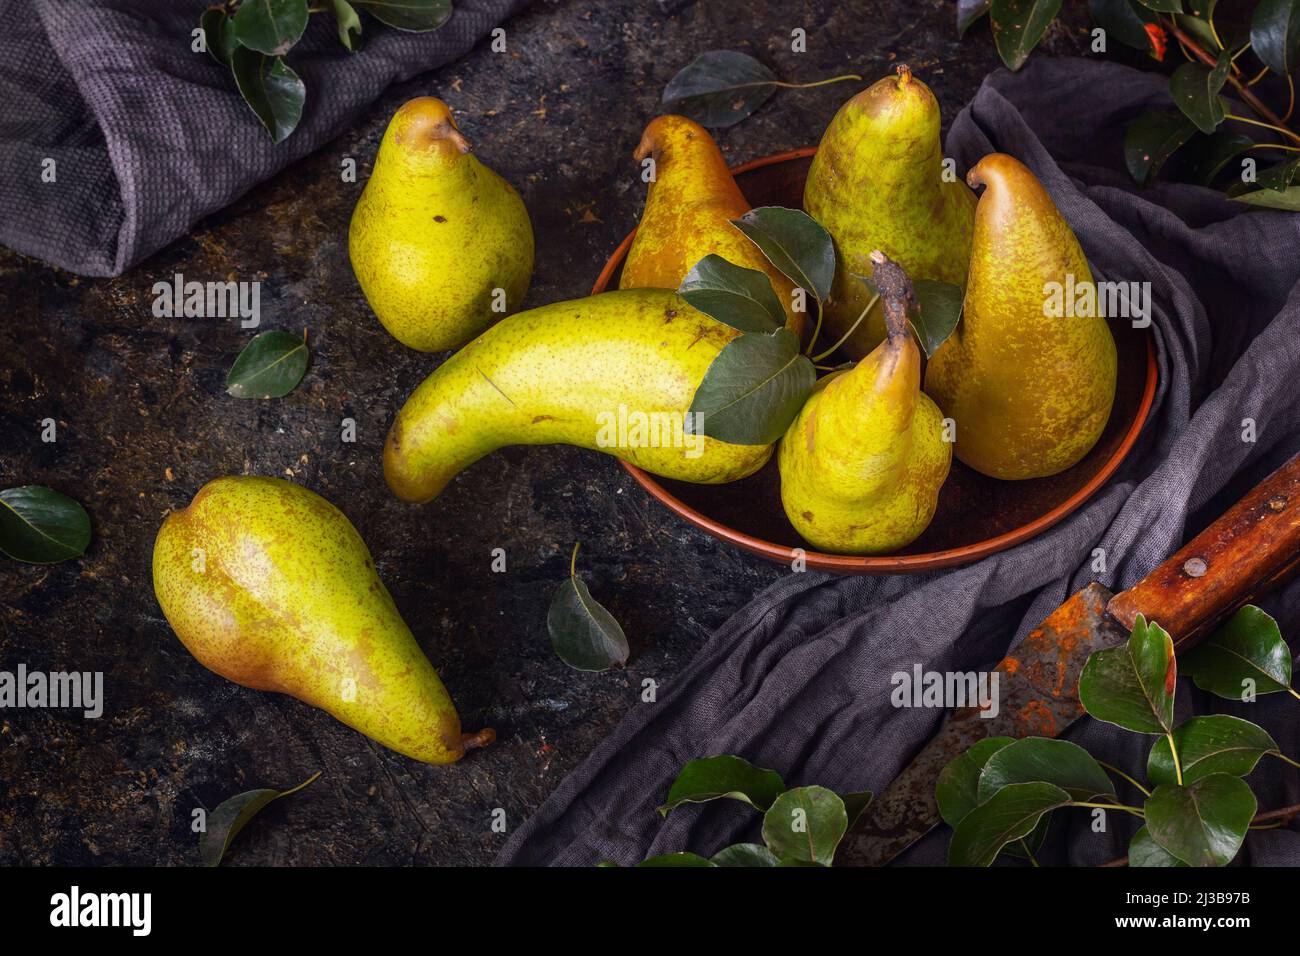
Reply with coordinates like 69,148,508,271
773,74,862,90
810,293,879,362
868,251,915,342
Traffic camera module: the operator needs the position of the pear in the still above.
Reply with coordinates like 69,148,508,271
925,153,1117,480
152,476,491,765
778,252,951,555
803,65,975,357
620,114,804,338
384,288,771,503
349,97,533,352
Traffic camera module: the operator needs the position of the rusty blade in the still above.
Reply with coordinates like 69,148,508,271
835,583,1129,867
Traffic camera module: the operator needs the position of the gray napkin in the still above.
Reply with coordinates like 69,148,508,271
0,0,528,277
498,57,1300,867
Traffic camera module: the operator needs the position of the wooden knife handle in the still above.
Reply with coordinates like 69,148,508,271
1108,452,1300,649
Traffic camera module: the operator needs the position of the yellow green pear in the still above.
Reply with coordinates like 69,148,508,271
779,252,951,555
349,96,533,352
384,288,771,503
152,476,491,765
925,153,1117,480
803,65,975,357
620,114,804,339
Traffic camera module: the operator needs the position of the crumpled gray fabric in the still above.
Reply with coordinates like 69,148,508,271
498,57,1300,867
0,0,529,277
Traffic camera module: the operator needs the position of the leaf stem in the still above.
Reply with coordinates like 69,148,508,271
1249,142,1300,153
1072,800,1145,818
810,294,879,362
1020,840,1039,866
1097,760,1152,798
1224,112,1297,140
569,541,580,578
1289,686,1300,702
1098,801,1300,866
803,303,825,356
1166,733,1184,786
1272,751,1300,770
773,74,862,90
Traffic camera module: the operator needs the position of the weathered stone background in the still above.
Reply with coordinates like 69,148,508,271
0,0,1099,864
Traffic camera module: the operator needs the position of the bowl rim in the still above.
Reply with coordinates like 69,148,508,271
596,146,1159,574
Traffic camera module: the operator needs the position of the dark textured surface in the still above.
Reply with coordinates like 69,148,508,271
0,1,1091,865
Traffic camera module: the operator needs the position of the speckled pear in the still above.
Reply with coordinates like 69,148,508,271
803,65,975,357
152,476,491,764
925,153,1117,480
778,253,951,555
349,97,533,351
384,288,771,503
620,115,804,338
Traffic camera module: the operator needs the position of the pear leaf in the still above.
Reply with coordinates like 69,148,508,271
200,8,240,66
200,771,320,867
1078,613,1177,735
761,786,848,865
660,754,785,815
978,737,1116,803
1169,57,1230,133
636,853,716,867
1144,774,1256,866
1229,158,1300,208
230,48,306,144
1147,714,1279,788
936,737,1017,828
911,279,964,357
989,0,1065,71
731,207,835,305
661,51,778,128
1089,0,1159,53
1137,0,1183,11
840,791,874,829
958,0,992,35
226,329,309,398
352,0,453,31
1128,825,1188,867
1179,131,1254,186
0,486,91,564
231,0,309,57
330,0,364,51
1230,186,1300,210
947,782,1072,867
689,328,816,445
547,542,629,672
679,255,784,333
1251,0,1300,74
1124,110,1197,186
711,843,781,867
1181,605,1293,699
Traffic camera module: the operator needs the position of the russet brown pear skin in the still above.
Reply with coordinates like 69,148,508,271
925,153,1117,480
803,66,976,357
778,253,951,555
349,97,533,352
619,114,805,339
152,476,490,764
384,289,772,503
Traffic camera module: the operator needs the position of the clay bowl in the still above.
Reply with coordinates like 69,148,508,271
593,147,1157,574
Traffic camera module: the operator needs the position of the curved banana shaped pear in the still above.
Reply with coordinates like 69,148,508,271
779,253,951,555
803,66,975,356
620,114,804,338
152,476,490,765
349,97,533,352
384,289,771,503
925,154,1117,480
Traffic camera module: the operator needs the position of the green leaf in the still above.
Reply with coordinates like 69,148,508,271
1181,605,1293,699
200,8,239,66
936,737,1017,828
911,279,964,357
761,786,848,865
636,852,716,867
661,51,778,128
989,0,1065,71
1229,158,1300,208
1079,614,1177,734
1144,774,1256,866
1089,0,1158,53
230,48,306,144
200,771,319,866
1169,57,1230,133
0,486,91,564
231,0,309,56
1147,715,1279,787
730,206,836,304
1231,185,1300,210
841,791,874,829
353,0,452,32
688,328,816,445
546,542,628,672
226,329,309,398
1178,131,1254,186
1251,0,1300,74
659,755,785,815
978,737,1116,803
1129,825,1188,867
947,782,1072,867
678,255,784,333
330,0,364,51
1136,0,1182,11
958,0,992,35
710,843,781,867
1124,110,1198,186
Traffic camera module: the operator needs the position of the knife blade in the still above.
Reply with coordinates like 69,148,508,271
837,451,1300,867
